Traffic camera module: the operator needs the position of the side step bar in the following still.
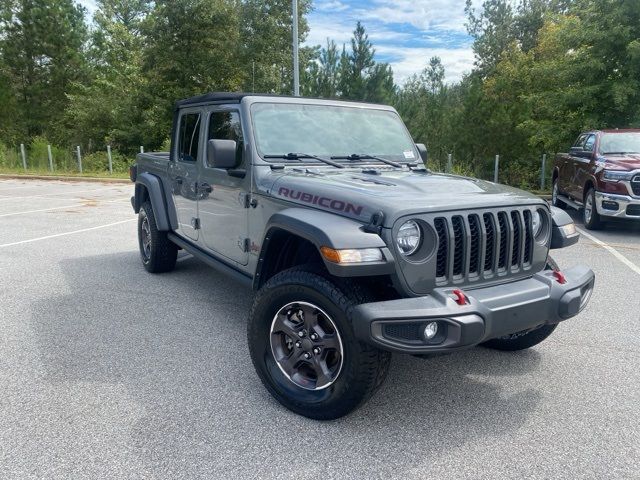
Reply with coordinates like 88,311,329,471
557,194,583,211
168,232,254,289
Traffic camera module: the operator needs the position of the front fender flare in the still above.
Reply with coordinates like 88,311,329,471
550,206,579,249
256,208,395,284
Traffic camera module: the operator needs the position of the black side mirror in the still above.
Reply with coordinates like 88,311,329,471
569,146,584,154
416,143,428,163
207,139,237,169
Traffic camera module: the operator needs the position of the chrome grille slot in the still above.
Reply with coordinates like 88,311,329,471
482,213,495,272
632,175,640,196
511,211,521,267
523,210,533,265
497,212,508,270
468,215,481,276
433,208,537,286
434,218,448,279
452,216,465,277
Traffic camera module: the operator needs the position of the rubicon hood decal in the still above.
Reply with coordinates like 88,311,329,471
278,187,364,215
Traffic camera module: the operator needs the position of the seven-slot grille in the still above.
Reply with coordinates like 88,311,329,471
631,175,640,196
434,209,535,285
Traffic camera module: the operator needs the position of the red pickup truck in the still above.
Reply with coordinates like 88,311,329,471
552,129,640,229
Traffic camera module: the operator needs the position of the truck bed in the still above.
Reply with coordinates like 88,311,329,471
136,152,170,177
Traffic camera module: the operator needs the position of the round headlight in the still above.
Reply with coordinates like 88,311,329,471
396,220,421,255
531,210,542,236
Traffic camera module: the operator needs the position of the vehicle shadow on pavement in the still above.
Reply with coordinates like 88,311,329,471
28,251,546,479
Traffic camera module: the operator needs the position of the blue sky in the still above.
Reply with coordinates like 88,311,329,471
306,0,479,83
79,0,478,84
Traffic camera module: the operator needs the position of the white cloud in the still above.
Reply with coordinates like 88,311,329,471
315,0,350,12
362,0,483,32
305,1,478,84
376,45,475,84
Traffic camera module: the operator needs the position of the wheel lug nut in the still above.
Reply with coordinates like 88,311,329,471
313,347,321,355
295,341,301,348
298,330,305,338
304,352,311,359
310,333,318,340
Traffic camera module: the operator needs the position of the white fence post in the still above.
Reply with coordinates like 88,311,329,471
47,145,53,172
20,143,27,171
494,154,500,183
447,153,452,173
541,153,547,190
76,146,83,173
140,146,144,154
107,145,113,174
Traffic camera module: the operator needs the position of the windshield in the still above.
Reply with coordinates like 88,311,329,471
599,132,640,154
251,103,417,162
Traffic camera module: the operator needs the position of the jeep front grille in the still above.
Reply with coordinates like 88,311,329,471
632,175,640,196
434,209,535,286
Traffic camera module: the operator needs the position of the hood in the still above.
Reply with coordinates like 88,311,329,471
599,154,640,170
257,166,545,227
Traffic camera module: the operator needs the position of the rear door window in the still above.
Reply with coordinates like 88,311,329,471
177,113,201,162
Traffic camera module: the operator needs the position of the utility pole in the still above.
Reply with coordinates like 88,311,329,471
292,0,300,96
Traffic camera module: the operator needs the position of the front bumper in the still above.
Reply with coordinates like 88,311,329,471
352,266,595,354
595,192,640,219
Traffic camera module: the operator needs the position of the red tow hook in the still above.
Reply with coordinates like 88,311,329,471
552,270,567,284
452,289,469,306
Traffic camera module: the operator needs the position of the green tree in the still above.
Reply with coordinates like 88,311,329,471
0,0,88,141
239,0,312,94
64,0,150,151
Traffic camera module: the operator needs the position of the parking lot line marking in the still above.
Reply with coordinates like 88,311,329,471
0,187,121,200
576,226,640,276
0,197,130,218
0,219,135,248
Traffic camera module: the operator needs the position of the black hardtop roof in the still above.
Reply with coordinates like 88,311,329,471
176,92,293,108
175,92,392,110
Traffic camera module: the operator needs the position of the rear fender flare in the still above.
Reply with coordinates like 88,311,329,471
134,173,171,231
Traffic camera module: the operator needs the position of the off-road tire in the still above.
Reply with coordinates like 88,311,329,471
551,177,566,209
248,267,391,420
481,258,560,351
138,201,178,273
583,187,603,230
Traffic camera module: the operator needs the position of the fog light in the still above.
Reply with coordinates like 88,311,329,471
423,322,439,340
602,200,619,211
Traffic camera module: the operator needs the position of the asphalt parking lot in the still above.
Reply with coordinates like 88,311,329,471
1,178,638,479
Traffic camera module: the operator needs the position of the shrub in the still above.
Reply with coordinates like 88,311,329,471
82,150,132,173
0,141,21,169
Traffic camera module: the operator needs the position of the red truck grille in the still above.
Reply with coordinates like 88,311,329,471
631,175,640,196
434,209,535,285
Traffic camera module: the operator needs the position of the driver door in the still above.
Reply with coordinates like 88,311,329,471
197,107,249,266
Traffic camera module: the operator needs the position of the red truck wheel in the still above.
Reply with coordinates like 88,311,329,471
583,188,603,230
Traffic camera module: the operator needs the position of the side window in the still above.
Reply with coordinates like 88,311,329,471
207,111,244,168
573,134,587,149
177,113,201,162
583,135,596,152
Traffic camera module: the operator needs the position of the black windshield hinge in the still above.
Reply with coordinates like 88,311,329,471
244,194,258,208
363,211,385,234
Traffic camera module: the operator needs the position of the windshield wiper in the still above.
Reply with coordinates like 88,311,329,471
330,153,403,168
263,152,344,168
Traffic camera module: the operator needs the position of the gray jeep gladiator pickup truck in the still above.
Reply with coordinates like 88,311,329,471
130,92,595,420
